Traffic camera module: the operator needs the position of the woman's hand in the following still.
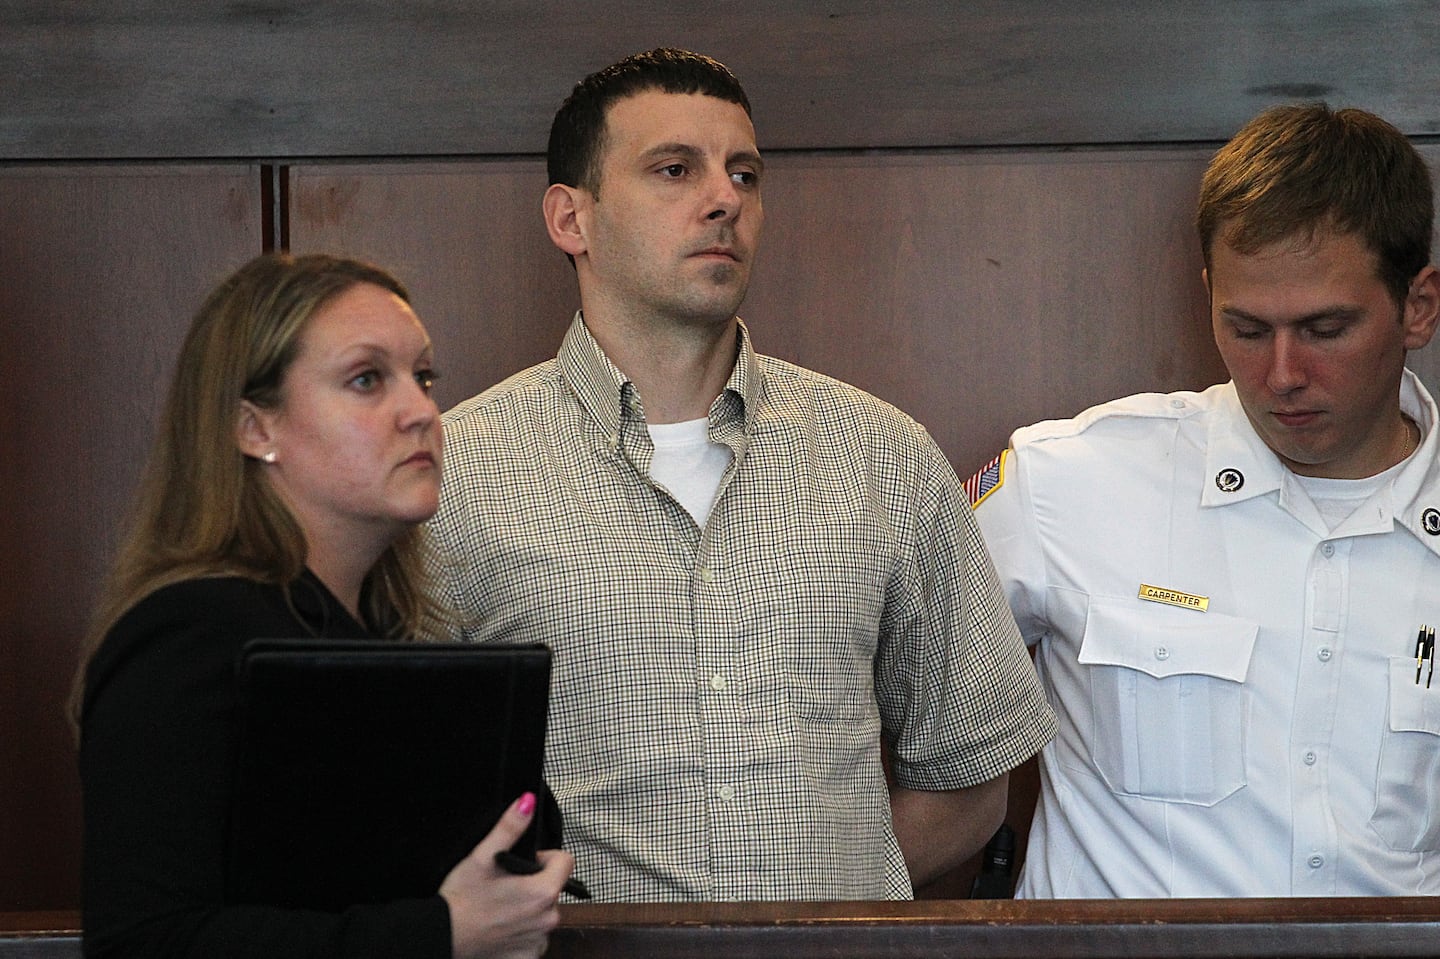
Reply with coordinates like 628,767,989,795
440,792,577,959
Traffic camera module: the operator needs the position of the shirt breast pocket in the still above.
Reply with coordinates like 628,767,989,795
1369,658,1440,852
1078,598,1258,805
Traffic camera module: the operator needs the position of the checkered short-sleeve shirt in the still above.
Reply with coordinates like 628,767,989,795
427,314,1055,901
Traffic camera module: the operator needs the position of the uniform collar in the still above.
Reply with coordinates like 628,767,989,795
555,311,759,437
1391,370,1440,550
1200,384,1287,507
1201,372,1440,555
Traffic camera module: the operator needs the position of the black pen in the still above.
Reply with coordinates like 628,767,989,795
1417,627,1427,685
495,849,592,900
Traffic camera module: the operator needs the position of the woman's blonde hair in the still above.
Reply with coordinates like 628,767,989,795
73,253,446,720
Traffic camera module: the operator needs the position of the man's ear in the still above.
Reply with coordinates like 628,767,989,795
235,399,277,461
1402,265,1440,351
543,183,589,258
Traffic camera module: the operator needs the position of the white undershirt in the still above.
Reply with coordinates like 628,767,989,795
647,417,732,526
1293,455,1408,532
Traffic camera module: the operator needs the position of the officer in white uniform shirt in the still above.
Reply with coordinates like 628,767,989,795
972,103,1440,897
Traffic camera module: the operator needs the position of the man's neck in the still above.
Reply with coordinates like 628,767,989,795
581,309,739,424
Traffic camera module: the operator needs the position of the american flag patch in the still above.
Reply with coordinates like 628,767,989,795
963,450,1008,508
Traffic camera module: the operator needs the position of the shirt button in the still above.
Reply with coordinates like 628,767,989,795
1170,398,1185,410
1317,646,1333,662
1321,542,1335,558
1303,750,1317,766
717,784,736,801
1155,646,1170,661
698,566,715,584
1308,855,1324,869
709,672,728,692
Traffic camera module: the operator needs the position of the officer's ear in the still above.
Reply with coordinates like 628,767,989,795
1402,266,1440,351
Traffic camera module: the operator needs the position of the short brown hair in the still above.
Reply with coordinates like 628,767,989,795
1197,103,1433,305
547,47,751,198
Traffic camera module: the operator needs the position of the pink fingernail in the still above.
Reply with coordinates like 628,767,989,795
516,792,536,817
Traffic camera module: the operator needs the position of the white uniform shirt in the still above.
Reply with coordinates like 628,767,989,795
974,372,1440,897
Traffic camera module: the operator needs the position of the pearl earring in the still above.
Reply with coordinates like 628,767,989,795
263,451,277,463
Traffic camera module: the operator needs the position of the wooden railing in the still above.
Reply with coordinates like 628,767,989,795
0,913,78,958
8,898,1440,958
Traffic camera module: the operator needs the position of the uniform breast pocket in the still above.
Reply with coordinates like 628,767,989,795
1369,658,1440,852
1078,598,1258,805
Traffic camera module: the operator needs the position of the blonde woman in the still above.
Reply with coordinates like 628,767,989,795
76,253,572,959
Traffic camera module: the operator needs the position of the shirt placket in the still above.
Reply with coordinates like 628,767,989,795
692,397,766,897
620,382,761,897
692,506,760,896
1292,534,1349,893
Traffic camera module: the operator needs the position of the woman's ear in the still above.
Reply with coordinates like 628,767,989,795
235,399,277,462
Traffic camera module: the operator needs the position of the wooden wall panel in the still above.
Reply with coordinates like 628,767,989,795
3,1,1439,160
0,165,261,909
285,149,1215,475
286,161,578,414
287,144,1440,477
289,143,1440,472
750,148,1221,474
762,145,1440,474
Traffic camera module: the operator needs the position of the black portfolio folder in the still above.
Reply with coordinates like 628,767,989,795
225,639,551,912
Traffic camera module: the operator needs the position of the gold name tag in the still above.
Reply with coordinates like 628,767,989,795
1137,583,1209,612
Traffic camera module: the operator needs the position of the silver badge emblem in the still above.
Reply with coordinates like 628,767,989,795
1215,468,1244,493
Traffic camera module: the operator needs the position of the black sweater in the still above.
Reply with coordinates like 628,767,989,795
79,574,451,959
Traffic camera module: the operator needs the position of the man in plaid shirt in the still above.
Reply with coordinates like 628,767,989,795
427,47,1054,902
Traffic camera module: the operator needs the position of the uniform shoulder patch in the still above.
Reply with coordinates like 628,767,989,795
963,449,1008,508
